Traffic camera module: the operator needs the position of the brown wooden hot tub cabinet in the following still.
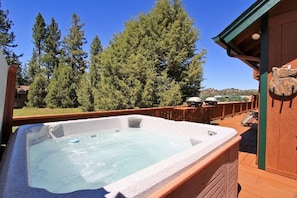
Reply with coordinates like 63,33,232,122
149,135,241,198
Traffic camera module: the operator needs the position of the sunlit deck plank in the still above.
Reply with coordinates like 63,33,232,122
216,113,297,198
238,190,261,198
239,152,257,167
239,164,297,198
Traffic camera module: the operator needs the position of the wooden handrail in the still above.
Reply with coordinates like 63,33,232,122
12,106,177,126
12,102,257,127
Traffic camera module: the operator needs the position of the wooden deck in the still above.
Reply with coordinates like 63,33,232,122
215,114,297,198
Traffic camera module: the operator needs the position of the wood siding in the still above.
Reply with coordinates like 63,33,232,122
266,2,297,179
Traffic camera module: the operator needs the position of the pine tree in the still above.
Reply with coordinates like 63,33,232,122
26,73,48,107
77,35,103,111
27,49,41,83
63,13,87,78
157,69,182,106
0,2,22,83
96,0,204,109
139,65,158,107
43,18,61,79
94,71,125,110
90,35,102,58
13,53,23,85
77,74,95,111
32,13,46,56
89,35,102,87
0,3,17,62
181,51,205,98
45,62,77,108
28,13,47,85
149,0,201,81
94,51,125,110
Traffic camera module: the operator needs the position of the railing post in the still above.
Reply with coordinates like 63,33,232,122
2,65,18,144
155,110,160,118
232,103,235,117
221,105,225,120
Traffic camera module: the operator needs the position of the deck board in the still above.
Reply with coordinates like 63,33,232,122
216,113,297,198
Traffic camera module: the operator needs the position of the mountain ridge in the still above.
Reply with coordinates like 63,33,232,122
200,88,258,98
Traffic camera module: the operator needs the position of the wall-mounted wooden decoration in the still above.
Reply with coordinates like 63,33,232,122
269,65,297,97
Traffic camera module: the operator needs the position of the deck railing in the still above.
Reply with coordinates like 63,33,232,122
1,101,258,146
12,101,257,127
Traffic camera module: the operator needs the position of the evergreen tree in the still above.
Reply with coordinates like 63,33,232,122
32,13,46,56
45,62,77,108
0,2,17,62
157,69,182,106
90,35,102,58
63,13,87,78
13,53,23,85
149,0,201,81
43,18,61,79
89,35,102,87
94,71,125,110
28,13,46,85
139,65,158,107
181,51,205,98
77,74,95,111
27,49,41,83
94,47,127,110
96,0,204,109
77,35,103,111
0,2,22,83
26,73,47,107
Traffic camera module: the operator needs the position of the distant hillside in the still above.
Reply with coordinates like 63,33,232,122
200,88,258,99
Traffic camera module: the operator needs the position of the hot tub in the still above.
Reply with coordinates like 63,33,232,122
0,115,240,197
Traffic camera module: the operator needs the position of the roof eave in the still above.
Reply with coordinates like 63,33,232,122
218,39,260,70
213,0,280,43
212,0,281,70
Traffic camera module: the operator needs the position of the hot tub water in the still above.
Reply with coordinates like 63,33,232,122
29,128,192,193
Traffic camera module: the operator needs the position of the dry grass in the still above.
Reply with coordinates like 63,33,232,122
12,108,83,132
13,108,83,118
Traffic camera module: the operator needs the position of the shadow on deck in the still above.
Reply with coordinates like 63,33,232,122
239,124,257,154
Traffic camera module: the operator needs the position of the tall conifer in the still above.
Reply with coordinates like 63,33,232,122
28,13,46,85
0,2,23,84
63,13,87,78
43,18,61,79
45,62,77,108
32,13,46,56
89,35,102,87
96,0,205,109
27,73,47,107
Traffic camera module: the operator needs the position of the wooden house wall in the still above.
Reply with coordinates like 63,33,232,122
266,0,297,179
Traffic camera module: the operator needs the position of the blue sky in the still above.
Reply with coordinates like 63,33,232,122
3,0,258,90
